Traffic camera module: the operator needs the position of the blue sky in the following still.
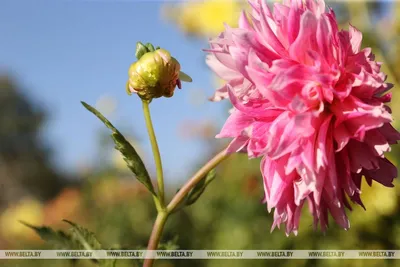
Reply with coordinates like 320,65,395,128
0,0,228,182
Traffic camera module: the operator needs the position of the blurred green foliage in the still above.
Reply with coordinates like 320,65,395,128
2,146,400,267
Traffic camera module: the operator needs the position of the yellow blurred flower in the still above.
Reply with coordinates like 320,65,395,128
162,0,244,37
0,198,44,242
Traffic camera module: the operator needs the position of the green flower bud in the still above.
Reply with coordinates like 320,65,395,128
127,47,192,101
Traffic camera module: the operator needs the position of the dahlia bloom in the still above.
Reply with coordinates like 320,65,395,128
207,0,400,235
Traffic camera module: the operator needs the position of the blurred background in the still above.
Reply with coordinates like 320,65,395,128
1,0,400,266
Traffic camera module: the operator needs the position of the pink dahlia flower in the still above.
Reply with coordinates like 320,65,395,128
207,0,400,235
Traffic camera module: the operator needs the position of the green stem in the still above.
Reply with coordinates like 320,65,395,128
167,149,229,213
142,148,229,267
143,211,169,267
142,100,165,208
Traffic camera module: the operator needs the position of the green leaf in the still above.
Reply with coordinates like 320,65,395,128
64,220,114,267
185,169,216,206
135,42,149,60
63,220,102,251
81,102,156,196
158,236,179,250
19,221,72,249
179,71,193,83
22,220,116,267
145,43,155,52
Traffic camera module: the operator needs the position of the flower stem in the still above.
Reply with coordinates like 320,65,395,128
143,211,169,267
142,100,165,208
142,149,229,267
167,149,229,213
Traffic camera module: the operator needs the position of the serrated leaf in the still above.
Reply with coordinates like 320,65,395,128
185,169,216,206
145,43,155,52
63,220,103,265
81,102,156,195
22,220,113,266
63,220,102,251
135,42,149,60
63,220,115,267
20,221,71,249
179,71,193,82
